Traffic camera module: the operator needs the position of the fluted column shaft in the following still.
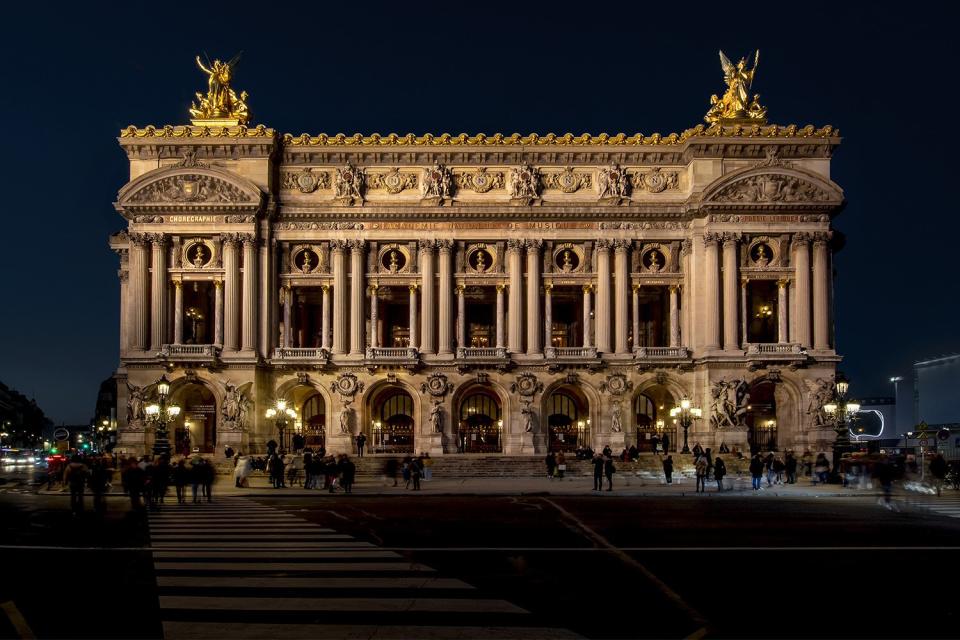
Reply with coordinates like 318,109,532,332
241,237,258,353
813,236,830,350
722,237,739,350
792,236,811,348
419,243,435,354
150,236,168,350
582,285,593,348
495,284,506,349
740,281,748,346
214,280,224,346
543,284,553,350
526,241,542,354
321,285,331,350
457,285,466,349
173,280,183,344
332,243,348,355
438,242,454,355
507,243,523,353
408,285,419,349
369,286,379,349
632,285,640,350
595,242,612,353
703,235,721,350
778,279,789,344
670,285,681,348
222,237,240,352
119,268,129,352
259,232,273,356
282,286,293,348
614,242,629,354
350,241,366,355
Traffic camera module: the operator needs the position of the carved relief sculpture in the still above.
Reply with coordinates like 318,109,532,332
281,167,330,193
421,163,454,202
632,168,680,194
430,402,444,433
334,164,365,204
598,164,630,202
710,379,750,430
221,381,248,431
508,163,541,203
456,168,505,193
126,382,146,429
611,402,623,433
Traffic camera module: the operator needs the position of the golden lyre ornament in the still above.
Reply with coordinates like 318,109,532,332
705,50,767,124
189,53,250,126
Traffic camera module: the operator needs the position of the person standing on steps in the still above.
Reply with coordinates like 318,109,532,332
556,451,566,479
663,454,674,485
750,454,764,490
695,454,708,493
546,452,556,479
356,432,366,457
592,453,604,491
662,433,670,454
604,455,616,491
714,456,727,492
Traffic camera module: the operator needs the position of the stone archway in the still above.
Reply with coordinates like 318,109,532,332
167,379,221,455
365,384,418,455
274,377,334,454
631,384,680,452
542,384,591,453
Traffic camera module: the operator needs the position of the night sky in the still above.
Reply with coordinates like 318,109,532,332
0,1,955,424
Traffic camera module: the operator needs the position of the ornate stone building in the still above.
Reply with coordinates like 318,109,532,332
111,56,844,459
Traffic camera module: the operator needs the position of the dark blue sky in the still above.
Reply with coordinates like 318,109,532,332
0,1,955,424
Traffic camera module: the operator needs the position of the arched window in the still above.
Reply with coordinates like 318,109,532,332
380,391,414,425
548,392,579,426
301,394,326,433
459,392,501,426
634,394,656,428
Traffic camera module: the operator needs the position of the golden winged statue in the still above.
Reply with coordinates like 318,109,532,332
705,50,767,124
189,53,250,125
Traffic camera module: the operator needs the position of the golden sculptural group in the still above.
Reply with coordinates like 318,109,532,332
705,50,768,125
189,54,250,125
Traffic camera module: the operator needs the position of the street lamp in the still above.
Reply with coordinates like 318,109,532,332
265,399,297,452
144,375,180,458
669,398,702,454
822,371,860,478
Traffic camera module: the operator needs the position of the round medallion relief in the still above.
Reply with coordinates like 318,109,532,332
381,249,407,272
642,249,666,272
187,243,211,268
468,248,492,273
555,248,580,272
294,249,319,273
750,243,773,266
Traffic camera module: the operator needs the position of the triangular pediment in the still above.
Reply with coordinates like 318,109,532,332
701,165,843,211
116,165,263,217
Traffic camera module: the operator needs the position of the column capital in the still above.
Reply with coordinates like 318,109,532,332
214,279,223,289
613,239,631,253
680,239,692,256
632,283,641,293
321,284,330,292
409,283,419,292
368,284,379,295
812,230,833,247
543,282,553,293
721,232,742,247
777,278,789,288
740,278,749,288
349,239,367,252
221,233,240,248
496,283,506,292
791,231,813,247
240,233,257,247
669,284,679,293
595,239,612,251
149,232,168,247
172,279,183,289
437,239,455,253
582,284,593,293
506,239,525,253
526,239,543,251
456,284,466,294
330,239,349,252
418,239,436,253
129,232,152,247
702,232,721,245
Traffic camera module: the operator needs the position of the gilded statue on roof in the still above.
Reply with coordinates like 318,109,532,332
189,54,250,125
705,50,767,124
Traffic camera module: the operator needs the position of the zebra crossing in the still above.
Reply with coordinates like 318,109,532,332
901,490,960,519
148,497,579,639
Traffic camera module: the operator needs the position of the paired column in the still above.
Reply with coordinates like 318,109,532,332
258,230,273,356
369,285,379,349
669,285,681,348
703,234,721,350
526,240,542,355
813,233,831,350
118,264,129,352
282,286,293,348
457,285,467,349
241,235,258,353
408,285,419,349
495,284,506,349
419,241,436,355
740,281,748,347
614,240,630,354
150,234,168,350
350,241,366,356
331,241,348,355
632,284,640,350
507,241,524,353
777,279,789,344
438,241,454,355
791,234,812,347
582,285,593,348
214,280,224,346
595,240,612,353
543,283,553,350
320,285,331,350
722,234,740,351
173,280,183,345
222,235,241,352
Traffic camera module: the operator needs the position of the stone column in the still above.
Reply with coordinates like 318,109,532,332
703,234,721,350
595,240,612,353
680,240,692,349
632,284,640,350
222,235,240,352
320,285,331,350
419,241,436,355
740,280,748,346
791,233,812,348
118,266,129,352
408,285,419,349
582,285,593,347
457,284,467,349
214,280,223,346
495,284,506,349
526,240,542,355
282,286,293,348
369,285,379,349
722,234,739,351
813,233,831,350
614,240,630,354
173,280,183,345
507,240,524,353
331,241,348,355
350,241,366,355
241,235,258,353
438,240,454,355
543,283,553,350
778,279,789,344
259,231,273,357
150,234,168,350
669,285,681,348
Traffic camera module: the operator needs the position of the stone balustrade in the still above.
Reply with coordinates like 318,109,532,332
366,347,419,361
272,347,330,362
633,346,691,359
456,346,509,359
746,343,803,355
544,346,599,359
159,344,221,362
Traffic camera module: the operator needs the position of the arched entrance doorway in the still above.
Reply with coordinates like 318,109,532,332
747,381,778,453
457,391,503,453
546,387,589,453
172,383,216,455
372,389,415,454
634,386,677,452
301,393,326,452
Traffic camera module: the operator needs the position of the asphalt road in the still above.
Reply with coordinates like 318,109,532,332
0,490,957,639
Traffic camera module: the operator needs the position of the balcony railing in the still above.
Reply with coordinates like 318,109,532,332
272,347,330,362
544,346,598,359
456,346,509,359
745,343,803,355
633,346,690,359
159,344,221,361
366,347,419,361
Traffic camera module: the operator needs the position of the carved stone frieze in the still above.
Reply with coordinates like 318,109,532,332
597,221,688,230
367,168,418,194
420,163,454,201
334,164,365,204
597,164,630,201
542,167,591,194
600,373,632,396
331,372,364,403
276,221,364,230
455,168,504,193
508,163,541,202
632,168,679,193
128,174,254,204
420,372,454,398
510,373,543,398
280,167,331,193
712,173,831,203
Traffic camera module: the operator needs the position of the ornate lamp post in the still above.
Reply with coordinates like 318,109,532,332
670,398,703,454
145,375,180,458
822,372,860,478
265,400,297,452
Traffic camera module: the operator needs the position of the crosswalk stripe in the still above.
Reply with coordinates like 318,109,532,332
161,622,583,639
159,595,526,613
155,562,435,572
153,551,402,559
157,576,471,589
151,542,374,548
